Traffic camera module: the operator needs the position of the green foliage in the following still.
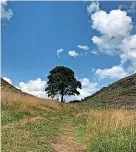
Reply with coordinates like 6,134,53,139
45,66,81,102
89,129,136,152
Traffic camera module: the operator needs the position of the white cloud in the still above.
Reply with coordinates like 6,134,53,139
91,9,133,55
91,49,98,55
18,78,99,101
119,2,136,13
68,50,79,57
90,6,136,72
3,77,12,84
77,45,89,51
57,48,63,57
18,78,48,99
128,2,136,13
120,34,136,68
19,78,46,92
127,66,136,74
87,1,100,14
1,0,13,20
68,78,99,101
91,10,132,39
92,35,124,55
1,0,7,5
95,65,128,80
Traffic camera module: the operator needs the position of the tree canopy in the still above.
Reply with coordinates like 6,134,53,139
45,66,81,102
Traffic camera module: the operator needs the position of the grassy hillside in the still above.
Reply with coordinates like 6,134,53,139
1,78,136,152
83,73,136,109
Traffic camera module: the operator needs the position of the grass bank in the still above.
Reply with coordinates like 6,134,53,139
1,91,136,152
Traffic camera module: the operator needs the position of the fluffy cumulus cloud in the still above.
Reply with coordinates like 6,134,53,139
18,78,48,99
77,45,89,51
68,50,79,57
67,78,99,101
3,77,12,84
88,1,136,72
79,78,99,95
19,78,98,101
91,9,133,55
57,48,63,57
87,1,100,14
95,65,128,80
1,0,13,20
120,34,136,67
91,10,132,39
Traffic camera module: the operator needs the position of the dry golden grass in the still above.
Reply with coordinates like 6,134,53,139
1,90,78,112
77,109,136,140
1,88,136,151
1,90,82,152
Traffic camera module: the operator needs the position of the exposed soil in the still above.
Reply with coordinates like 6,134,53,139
51,125,86,152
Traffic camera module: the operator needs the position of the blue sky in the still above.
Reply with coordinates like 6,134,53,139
1,1,136,100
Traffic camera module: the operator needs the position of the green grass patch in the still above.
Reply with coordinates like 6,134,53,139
1,109,31,126
89,129,136,152
20,120,61,138
2,103,136,152
2,128,55,152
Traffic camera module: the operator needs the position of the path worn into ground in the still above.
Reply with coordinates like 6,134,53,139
2,116,86,152
51,125,86,152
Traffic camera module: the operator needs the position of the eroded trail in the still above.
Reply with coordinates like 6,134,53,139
51,125,86,152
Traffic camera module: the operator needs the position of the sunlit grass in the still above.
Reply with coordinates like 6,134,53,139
1,90,136,152
75,109,136,151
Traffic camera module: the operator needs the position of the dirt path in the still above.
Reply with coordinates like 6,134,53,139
51,125,86,152
2,117,86,151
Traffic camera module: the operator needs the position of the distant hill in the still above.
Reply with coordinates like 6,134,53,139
82,73,136,109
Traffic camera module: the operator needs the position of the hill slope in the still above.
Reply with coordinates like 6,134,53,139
1,78,22,93
1,78,87,152
1,77,136,152
83,73,136,109
1,78,76,111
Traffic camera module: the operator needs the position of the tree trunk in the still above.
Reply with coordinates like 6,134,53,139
61,90,64,102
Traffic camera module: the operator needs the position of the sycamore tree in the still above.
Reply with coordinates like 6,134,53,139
45,66,81,102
